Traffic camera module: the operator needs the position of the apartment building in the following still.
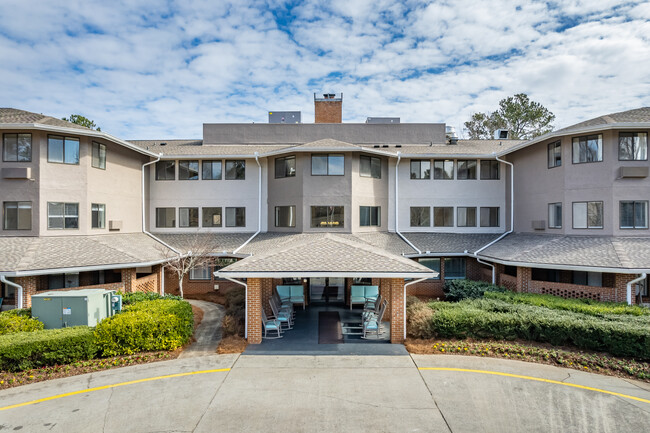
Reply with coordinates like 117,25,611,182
1,100,649,344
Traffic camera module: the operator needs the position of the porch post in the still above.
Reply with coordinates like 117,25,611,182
247,278,263,344
389,278,405,343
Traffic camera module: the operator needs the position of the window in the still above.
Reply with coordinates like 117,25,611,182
620,201,648,229
410,160,430,179
504,265,517,277
3,201,31,230
480,207,499,227
3,133,31,162
311,206,344,228
573,201,603,229
444,258,466,279
457,207,476,227
434,207,454,227
572,134,602,164
619,132,648,161
91,203,105,229
48,202,78,229
48,136,79,164
360,155,381,179
360,206,380,227
572,271,602,287
156,208,175,228
532,268,560,282
548,141,561,168
155,161,175,180
48,273,79,289
275,156,296,178
480,160,499,180
179,207,199,227
275,206,296,227
410,207,430,227
225,160,246,180
311,154,344,176
92,142,106,169
202,207,222,227
457,160,477,179
226,207,246,227
190,264,211,280
548,203,562,229
419,258,441,280
433,160,453,180
202,160,222,180
178,161,199,180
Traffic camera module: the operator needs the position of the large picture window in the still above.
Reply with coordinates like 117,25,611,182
311,206,344,228
360,155,381,179
92,142,106,169
480,160,499,180
410,207,430,227
202,160,222,180
457,160,477,179
620,201,648,229
3,201,31,230
155,161,175,180
433,160,453,180
48,202,78,229
178,161,199,180
619,132,648,161
179,207,199,227
3,133,31,162
480,207,500,227
573,201,603,229
410,160,430,179
275,206,296,227
419,258,441,280
572,134,602,164
156,208,175,228
548,203,562,229
225,207,246,227
360,206,380,227
48,136,79,164
190,264,211,280
444,258,466,279
91,203,105,229
457,207,476,227
275,156,296,178
225,160,246,180
434,207,454,227
548,141,561,168
202,207,222,227
311,154,344,176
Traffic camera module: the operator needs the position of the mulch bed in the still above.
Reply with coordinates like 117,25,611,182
406,338,650,382
217,335,247,354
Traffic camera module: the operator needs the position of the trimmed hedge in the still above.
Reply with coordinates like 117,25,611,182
95,299,193,356
0,312,44,335
485,291,650,317
120,291,184,306
412,298,650,360
443,279,507,302
0,327,97,372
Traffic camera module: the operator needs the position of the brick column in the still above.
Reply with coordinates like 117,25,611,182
261,278,273,312
247,278,263,344
516,267,531,293
494,263,504,286
121,268,137,293
389,278,405,344
15,276,37,308
614,273,640,304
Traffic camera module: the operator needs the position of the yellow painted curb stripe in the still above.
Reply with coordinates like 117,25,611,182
418,367,650,405
0,368,231,411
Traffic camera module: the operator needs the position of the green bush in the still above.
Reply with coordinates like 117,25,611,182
1,308,32,317
95,299,194,356
0,312,44,335
421,298,650,359
484,291,650,317
0,327,97,372
120,291,184,306
443,279,507,302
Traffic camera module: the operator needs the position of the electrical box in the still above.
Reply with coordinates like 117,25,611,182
32,289,117,329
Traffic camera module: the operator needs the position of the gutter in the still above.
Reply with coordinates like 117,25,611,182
0,275,23,309
403,277,429,340
394,152,422,254
0,258,171,278
473,154,514,283
626,273,646,306
222,277,249,339
233,153,262,254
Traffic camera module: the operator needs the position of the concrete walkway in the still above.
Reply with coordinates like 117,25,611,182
1,354,649,432
179,300,225,358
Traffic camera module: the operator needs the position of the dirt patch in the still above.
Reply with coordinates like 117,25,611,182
191,304,204,341
406,338,650,382
186,292,227,306
217,335,247,354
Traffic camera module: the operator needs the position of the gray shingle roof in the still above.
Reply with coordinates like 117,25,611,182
0,234,172,273
396,140,524,156
154,233,253,253
557,107,650,134
479,233,650,271
127,140,291,156
0,108,91,131
402,233,503,254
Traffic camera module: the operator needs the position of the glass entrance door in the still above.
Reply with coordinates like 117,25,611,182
310,277,345,303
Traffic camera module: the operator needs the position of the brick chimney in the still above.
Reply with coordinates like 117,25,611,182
314,93,342,123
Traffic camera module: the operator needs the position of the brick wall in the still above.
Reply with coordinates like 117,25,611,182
499,274,518,291
163,259,242,296
121,268,137,293
247,278,262,344
314,100,342,123
389,278,405,343
378,278,392,320
133,273,158,293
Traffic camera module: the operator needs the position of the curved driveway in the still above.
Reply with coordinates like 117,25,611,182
1,354,649,432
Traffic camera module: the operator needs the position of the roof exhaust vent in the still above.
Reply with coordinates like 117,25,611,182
160,142,167,146
446,126,458,145
494,129,510,139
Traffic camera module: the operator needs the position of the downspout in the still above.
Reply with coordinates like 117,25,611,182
394,152,422,254
626,273,646,306
233,153,262,254
473,154,514,283
142,154,180,254
403,277,430,340
0,275,23,309
223,277,249,339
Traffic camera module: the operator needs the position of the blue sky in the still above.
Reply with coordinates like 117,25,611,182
1,0,649,139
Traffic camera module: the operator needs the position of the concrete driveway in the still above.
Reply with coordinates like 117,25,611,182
1,354,649,432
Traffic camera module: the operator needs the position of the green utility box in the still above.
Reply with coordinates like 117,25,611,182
32,289,116,329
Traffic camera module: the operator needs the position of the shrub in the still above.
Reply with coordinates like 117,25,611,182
95,299,193,356
406,297,435,338
443,279,507,302
222,288,245,337
0,327,97,372
1,308,32,317
0,312,44,336
120,291,184,306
